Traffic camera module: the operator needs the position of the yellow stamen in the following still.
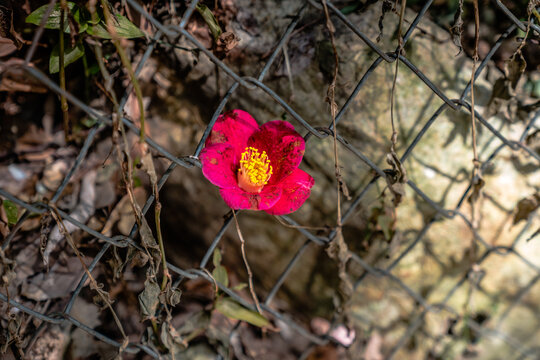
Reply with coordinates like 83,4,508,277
237,147,272,193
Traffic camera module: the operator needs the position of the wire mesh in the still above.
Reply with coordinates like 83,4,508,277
0,0,539,358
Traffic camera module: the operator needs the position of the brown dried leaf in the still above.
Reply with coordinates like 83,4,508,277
0,37,16,57
376,0,393,43
467,173,485,206
326,232,352,297
101,187,147,236
507,52,527,89
484,53,527,120
140,151,157,187
0,59,47,93
138,276,160,320
450,0,464,55
385,151,408,206
22,257,92,301
214,31,238,59
513,193,540,225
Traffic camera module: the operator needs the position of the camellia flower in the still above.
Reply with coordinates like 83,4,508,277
200,109,314,215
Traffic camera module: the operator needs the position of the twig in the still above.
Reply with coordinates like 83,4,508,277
154,184,169,291
88,0,162,344
321,0,353,301
390,0,407,152
273,216,328,231
101,0,146,143
59,0,70,142
469,0,481,231
232,210,262,314
320,0,342,228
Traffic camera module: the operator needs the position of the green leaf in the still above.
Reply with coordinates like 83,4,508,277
2,200,18,225
212,248,228,287
215,297,269,327
196,4,222,41
212,266,228,288
340,2,361,15
377,213,393,240
232,283,247,291
49,40,85,74
212,248,222,266
26,2,87,33
86,14,144,39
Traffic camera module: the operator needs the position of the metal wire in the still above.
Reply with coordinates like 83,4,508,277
1,0,539,358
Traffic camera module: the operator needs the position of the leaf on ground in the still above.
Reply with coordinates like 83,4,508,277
49,41,84,74
138,277,160,320
196,4,222,41
2,199,18,225
214,31,238,59
22,256,92,301
86,14,144,39
0,37,16,57
215,297,269,327
513,193,540,225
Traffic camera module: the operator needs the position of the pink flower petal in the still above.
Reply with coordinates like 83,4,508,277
265,168,314,215
206,110,259,153
200,143,238,189
248,120,305,184
220,185,282,211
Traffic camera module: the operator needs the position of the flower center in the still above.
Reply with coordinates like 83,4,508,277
237,147,273,193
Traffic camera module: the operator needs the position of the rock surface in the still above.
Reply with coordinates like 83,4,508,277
140,2,539,358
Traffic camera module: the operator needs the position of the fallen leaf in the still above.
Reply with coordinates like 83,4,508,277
0,37,16,57
22,257,92,301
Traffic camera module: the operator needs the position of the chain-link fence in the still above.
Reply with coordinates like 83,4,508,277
1,0,539,358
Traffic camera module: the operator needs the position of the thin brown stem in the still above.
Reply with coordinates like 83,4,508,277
321,0,342,228
390,0,406,152
100,0,146,143
154,185,169,291
469,0,481,260
59,0,70,142
232,210,262,314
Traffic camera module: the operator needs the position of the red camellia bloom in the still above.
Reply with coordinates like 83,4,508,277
200,109,314,215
